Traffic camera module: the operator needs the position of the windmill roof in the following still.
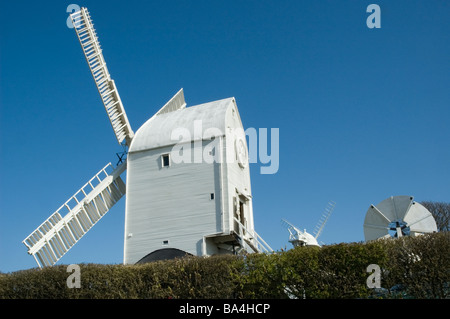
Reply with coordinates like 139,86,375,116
129,97,236,153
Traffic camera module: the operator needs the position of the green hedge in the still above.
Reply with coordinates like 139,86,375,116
1,232,448,299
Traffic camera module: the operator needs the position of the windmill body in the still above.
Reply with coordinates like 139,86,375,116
281,219,320,247
22,7,271,268
281,201,335,248
124,97,263,263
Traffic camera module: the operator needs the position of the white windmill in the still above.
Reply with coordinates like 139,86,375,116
281,201,336,247
22,7,272,268
363,195,437,241
281,219,319,247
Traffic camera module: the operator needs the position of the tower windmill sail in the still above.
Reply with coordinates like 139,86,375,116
363,195,437,241
70,8,134,146
281,201,336,248
313,200,336,240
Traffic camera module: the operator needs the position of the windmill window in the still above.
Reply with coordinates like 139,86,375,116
210,193,214,200
162,240,169,245
161,154,170,167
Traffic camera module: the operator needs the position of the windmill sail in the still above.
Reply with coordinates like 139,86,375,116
363,196,437,241
155,88,187,116
313,201,336,239
70,8,134,146
23,162,126,268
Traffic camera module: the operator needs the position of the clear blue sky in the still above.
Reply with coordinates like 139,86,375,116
1,0,449,272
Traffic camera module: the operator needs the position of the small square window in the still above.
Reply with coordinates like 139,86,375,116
162,240,169,245
162,154,170,167
210,193,215,200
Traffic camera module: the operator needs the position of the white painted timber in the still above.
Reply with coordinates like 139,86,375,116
124,97,270,263
313,201,336,239
155,88,186,116
23,162,126,268
129,97,232,153
70,8,134,146
124,142,221,263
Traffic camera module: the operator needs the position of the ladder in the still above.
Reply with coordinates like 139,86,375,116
23,162,126,268
70,8,134,146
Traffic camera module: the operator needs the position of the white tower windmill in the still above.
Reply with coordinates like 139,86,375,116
281,219,319,247
22,8,272,268
281,201,336,248
363,195,437,241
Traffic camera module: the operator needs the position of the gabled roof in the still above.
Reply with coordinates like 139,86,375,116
129,97,235,153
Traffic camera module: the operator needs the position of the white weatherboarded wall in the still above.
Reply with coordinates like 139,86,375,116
123,97,256,264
